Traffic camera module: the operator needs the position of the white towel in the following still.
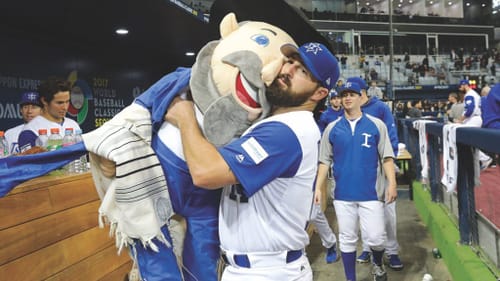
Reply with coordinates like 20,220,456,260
412,120,436,184
441,123,460,192
441,123,482,192
82,103,173,253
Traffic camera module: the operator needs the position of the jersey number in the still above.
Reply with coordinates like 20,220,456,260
229,184,248,203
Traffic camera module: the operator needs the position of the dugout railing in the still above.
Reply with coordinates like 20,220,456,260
397,118,500,271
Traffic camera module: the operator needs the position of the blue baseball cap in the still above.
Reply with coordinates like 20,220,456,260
339,81,362,96
346,76,367,90
459,79,469,86
281,42,340,91
329,88,339,98
20,91,41,106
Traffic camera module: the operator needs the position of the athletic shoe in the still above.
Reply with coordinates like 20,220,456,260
372,264,388,281
357,251,371,263
325,244,339,263
480,157,493,171
387,254,404,270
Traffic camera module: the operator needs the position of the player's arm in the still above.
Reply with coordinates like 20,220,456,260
165,97,238,189
383,157,397,203
463,95,475,117
314,163,329,205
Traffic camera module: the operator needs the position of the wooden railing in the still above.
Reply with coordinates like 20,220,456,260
0,172,132,280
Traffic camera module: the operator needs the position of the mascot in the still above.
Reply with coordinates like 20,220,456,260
0,13,296,281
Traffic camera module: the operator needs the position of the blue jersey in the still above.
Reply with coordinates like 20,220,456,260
482,84,500,129
135,67,220,281
317,106,344,133
362,97,399,154
319,114,394,201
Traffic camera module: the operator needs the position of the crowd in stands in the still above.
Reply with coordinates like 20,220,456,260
334,48,500,88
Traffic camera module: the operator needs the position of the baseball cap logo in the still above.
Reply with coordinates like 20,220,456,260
346,82,353,87
304,43,323,55
325,77,331,86
27,92,38,101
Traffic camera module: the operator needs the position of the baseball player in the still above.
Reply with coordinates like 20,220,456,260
346,77,403,270
165,42,340,280
5,91,42,155
456,79,492,169
317,88,343,133
17,77,81,152
315,81,397,281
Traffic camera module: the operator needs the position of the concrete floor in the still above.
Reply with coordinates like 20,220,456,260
307,190,453,281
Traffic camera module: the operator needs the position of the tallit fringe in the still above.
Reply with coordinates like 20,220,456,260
98,213,171,254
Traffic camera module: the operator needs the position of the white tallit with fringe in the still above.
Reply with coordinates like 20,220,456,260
82,103,173,253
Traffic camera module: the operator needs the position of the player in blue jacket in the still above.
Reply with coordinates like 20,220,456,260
315,81,397,281
482,83,500,129
346,77,404,270
317,88,344,133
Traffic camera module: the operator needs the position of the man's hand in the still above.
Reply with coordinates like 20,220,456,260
164,97,196,128
385,183,397,204
314,187,322,205
90,152,116,178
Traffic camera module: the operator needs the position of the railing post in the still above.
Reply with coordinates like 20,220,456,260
428,133,442,202
456,143,479,245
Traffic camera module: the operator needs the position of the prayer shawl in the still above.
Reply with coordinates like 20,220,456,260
0,104,174,252
83,103,173,253
412,120,436,184
0,68,194,251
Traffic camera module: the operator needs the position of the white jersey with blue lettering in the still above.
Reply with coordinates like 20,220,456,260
5,123,24,155
18,115,81,151
217,111,319,253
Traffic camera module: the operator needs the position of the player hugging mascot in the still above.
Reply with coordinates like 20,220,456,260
0,13,296,281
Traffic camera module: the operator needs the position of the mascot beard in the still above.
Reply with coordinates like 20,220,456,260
0,13,296,281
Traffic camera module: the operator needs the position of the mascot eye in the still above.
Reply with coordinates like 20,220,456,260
251,34,270,47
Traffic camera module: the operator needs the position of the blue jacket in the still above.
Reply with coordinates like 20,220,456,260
362,96,399,154
482,84,500,129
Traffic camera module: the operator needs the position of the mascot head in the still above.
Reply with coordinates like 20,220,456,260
190,13,296,146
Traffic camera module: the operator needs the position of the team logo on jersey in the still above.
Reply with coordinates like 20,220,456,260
236,154,245,163
241,137,268,164
361,133,372,148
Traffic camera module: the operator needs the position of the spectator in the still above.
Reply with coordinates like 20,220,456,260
5,92,42,155
341,54,348,70
407,100,423,118
367,80,384,100
447,92,464,123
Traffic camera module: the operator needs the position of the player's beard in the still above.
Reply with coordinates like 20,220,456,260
266,74,315,108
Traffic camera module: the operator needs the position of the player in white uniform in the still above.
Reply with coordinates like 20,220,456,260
165,42,340,281
315,81,397,281
5,91,42,155
18,77,81,152
456,79,492,168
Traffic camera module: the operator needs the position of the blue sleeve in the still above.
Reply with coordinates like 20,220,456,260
218,121,302,197
134,67,191,133
17,129,38,151
317,113,328,133
381,107,399,154
463,95,475,117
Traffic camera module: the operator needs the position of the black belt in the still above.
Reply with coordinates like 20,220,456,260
221,249,303,268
